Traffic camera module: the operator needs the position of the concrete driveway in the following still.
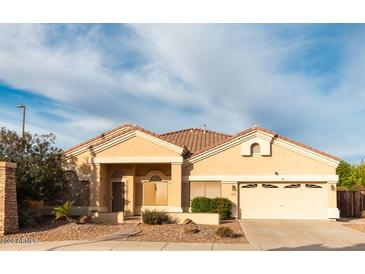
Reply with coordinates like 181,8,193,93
240,219,365,250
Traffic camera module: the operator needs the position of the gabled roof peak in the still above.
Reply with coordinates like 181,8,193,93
64,122,340,163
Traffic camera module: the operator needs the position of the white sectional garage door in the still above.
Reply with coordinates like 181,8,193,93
239,183,328,220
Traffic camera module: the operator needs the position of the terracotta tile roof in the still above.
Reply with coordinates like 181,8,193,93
159,128,233,156
65,123,340,162
64,123,185,155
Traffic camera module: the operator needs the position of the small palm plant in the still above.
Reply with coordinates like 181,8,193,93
53,201,74,223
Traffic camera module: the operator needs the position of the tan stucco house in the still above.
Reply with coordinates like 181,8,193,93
64,123,341,220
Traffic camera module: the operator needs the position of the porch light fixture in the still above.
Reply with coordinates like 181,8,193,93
232,185,237,191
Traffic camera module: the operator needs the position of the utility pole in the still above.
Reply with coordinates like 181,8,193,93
16,104,26,138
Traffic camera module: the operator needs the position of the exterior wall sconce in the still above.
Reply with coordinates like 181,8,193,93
331,185,335,191
232,185,237,191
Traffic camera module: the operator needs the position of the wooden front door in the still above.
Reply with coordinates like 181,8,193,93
112,181,125,212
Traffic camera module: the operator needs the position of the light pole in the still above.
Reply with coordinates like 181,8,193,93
16,104,26,138
361,157,365,185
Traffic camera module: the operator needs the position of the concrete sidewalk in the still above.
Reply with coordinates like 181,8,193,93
0,240,258,251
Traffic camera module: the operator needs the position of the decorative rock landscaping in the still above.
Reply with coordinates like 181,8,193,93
128,220,248,244
0,219,125,242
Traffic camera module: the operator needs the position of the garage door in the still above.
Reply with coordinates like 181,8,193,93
239,183,328,220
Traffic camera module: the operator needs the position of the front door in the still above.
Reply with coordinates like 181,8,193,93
112,181,125,212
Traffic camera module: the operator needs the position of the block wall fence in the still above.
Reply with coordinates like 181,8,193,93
0,162,18,235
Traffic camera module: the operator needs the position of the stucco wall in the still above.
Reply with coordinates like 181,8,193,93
96,136,180,157
184,142,335,176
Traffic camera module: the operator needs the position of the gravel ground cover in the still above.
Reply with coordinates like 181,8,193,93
128,220,248,244
0,219,125,242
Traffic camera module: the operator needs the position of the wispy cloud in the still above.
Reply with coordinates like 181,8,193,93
0,24,364,161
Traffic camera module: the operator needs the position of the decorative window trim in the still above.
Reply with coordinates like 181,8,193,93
262,183,279,188
141,170,170,181
284,184,301,188
305,184,322,188
150,175,162,181
241,184,258,188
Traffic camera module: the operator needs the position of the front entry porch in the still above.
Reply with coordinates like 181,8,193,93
89,159,183,217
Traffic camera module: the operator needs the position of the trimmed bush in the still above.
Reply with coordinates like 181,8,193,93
191,197,214,213
191,197,232,220
142,210,175,225
216,226,234,237
212,198,232,220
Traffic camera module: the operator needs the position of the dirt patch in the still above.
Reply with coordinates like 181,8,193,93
128,220,248,244
0,219,125,242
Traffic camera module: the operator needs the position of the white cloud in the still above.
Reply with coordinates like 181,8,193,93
0,24,364,161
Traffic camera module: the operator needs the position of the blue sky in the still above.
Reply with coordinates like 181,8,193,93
0,24,365,162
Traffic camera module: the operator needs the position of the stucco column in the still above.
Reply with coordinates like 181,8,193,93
90,163,101,210
168,163,183,212
128,164,137,215
327,181,340,219
221,181,239,218
0,162,18,235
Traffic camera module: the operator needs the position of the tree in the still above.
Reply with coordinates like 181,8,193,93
0,127,68,205
337,160,365,190
337,161,353,189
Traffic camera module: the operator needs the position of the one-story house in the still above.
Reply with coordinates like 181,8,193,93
63,123,340,220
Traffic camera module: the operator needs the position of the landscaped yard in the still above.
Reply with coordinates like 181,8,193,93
128,220,248,244
0,219,125,242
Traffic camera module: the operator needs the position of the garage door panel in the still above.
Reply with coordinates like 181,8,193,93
240,183,328,220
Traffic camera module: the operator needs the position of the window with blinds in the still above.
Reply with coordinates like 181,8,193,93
190,182,221,200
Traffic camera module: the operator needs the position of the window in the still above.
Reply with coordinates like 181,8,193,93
262,183,279,188
143,175,168,206
305,184,322,188
241,184,258,188
190,182,220,200
63,171,90,206
284,184,301,188
251,143,261,154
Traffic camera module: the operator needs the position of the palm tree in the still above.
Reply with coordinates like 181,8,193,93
53,201,74,222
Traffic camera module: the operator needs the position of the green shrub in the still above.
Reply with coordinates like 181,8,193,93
53,201,73,222
18,207,38,228
216,226,234,237
191,197,213,213
142,210,175,225
212,198,232,220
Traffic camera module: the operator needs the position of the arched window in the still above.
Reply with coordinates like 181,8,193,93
251,143,261,154
150,175,162,182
